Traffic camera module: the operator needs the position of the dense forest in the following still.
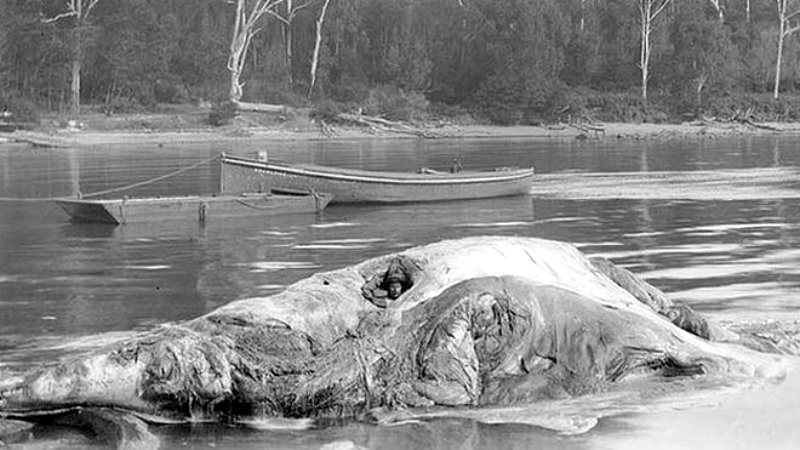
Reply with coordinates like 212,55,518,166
3,0,800,125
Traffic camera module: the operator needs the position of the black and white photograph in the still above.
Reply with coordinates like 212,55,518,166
1,1,799,449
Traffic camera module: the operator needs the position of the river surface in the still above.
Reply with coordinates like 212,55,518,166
0,135,799,449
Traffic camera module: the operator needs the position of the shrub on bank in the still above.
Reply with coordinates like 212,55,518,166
362,85,429,122
153,79,190,104
427,102,479,125
100,97,144,115
208,101,238,126
559,88,671,123
309,86,430,123
699,93,800,122
309,100,350,124
246,79,309,108
328,77,371,104
560,89,800,123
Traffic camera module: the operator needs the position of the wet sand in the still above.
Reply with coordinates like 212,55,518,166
597,357,800,450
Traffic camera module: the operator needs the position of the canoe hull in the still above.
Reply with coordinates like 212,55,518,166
55,192,332,225
220,155,534,204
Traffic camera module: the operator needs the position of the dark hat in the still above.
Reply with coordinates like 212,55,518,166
386,271,406,282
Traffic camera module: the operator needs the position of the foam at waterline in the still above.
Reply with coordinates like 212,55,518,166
311,222,361,229
257,284,285,290
238,417,314,430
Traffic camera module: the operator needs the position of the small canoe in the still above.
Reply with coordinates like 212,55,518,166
220,154,534,204
55,191,332,225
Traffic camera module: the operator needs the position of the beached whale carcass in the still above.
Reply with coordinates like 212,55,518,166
0,237,788,446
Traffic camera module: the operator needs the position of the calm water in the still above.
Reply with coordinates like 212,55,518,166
1,135,799,449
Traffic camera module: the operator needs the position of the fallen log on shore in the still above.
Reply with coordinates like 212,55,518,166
566,122,606,137
739,118,781,131
336,113,435,138
730,107,781,131
233,101,287,114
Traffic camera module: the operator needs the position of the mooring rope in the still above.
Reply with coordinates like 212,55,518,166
0,154,219,202
80,155,219,199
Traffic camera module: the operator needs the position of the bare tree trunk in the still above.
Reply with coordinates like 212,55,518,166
228,0,248,101
775,2,786,99
283,23,293,86
696,72,708,107
70,1,83,116
284,0,293,87
639,2,651,100
746,0,751,23
638,0,671,100
268,0,314,89
308,0,332,99
708,0,724,22
580,0,587,32
227,0,285,103
70,25,82,116
774,0,800,100
42,0,101,117
70,51,81,115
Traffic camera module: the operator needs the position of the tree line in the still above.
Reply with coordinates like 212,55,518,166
3,0,800,124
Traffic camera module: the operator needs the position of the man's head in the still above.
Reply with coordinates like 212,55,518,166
387,280,404,299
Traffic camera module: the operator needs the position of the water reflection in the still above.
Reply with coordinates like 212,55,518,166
153,419,592,450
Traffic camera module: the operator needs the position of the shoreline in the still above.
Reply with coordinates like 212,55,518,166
4,120,800,147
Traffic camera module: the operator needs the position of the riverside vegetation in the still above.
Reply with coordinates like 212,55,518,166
4,0,800,132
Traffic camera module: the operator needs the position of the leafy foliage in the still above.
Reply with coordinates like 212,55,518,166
664,1,740,113
362,85,429,121
100,97,144,115
309,99,349,123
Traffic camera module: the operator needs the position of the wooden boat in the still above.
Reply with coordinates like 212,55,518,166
220,154,534,204
55,191,332,225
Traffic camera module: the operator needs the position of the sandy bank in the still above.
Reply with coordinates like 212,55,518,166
6,119,800,148
594,356,800,450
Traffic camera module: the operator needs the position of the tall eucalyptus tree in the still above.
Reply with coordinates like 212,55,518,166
42,0,102,115
638,0,672,100
228,0,285,102
774,0,800,99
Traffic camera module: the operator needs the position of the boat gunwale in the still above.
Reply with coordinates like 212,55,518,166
221,155,534,186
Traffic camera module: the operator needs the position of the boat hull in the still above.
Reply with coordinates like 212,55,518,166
220,154,534,204
55,192,332,225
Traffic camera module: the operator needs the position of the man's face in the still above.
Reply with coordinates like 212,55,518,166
387,281,403,299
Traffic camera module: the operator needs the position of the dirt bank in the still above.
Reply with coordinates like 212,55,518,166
5,108,800,147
